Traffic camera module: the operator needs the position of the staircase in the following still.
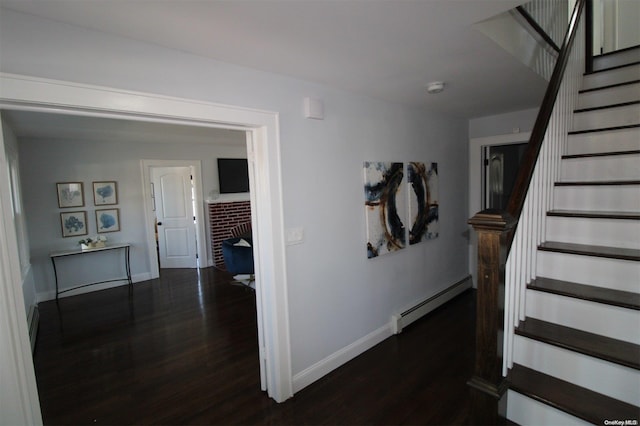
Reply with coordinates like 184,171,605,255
506,47,640,425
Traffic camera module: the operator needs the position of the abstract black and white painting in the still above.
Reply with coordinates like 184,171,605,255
364,161,406,258
407,162,439,244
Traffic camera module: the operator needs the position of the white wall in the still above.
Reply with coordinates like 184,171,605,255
469,107,539,139
0,9,470,389
16,135,246,301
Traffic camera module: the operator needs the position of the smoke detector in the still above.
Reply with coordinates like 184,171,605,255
426,81,445,94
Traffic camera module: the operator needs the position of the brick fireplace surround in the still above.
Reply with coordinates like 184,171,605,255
208,200,251,269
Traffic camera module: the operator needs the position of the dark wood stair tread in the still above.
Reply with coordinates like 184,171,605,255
556,180,640,186
568,123,640,135
579,79,640,94
574,100,640,113
539,241,640,261
562,149,640,159
516,318,640,369
530,277,640,310
509,364,640,424
585,59,640,75
548,209,640,220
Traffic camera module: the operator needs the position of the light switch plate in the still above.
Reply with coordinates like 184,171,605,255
285,227,305,245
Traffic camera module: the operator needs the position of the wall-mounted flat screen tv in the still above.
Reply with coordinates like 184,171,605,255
218,158,250,194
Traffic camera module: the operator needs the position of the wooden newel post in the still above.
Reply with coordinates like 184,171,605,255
467,209,516,425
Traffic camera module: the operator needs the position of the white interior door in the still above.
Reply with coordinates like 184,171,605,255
152,166,197,268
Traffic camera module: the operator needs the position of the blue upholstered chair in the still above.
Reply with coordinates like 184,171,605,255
221,237,255,275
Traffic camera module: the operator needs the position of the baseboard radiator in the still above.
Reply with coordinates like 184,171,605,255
391,275,472,334
27,305,39,353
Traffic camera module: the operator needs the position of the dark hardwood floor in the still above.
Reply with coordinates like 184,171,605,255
34,268,476,425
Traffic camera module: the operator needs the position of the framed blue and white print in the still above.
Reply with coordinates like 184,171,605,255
96,208,120,233
93,181,118,206
60,211,88,238
57,182,84,208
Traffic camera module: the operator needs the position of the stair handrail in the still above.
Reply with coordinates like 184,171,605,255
467,0,587,424
516,3,562,53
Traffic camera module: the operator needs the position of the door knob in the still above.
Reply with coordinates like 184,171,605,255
157,222,163,226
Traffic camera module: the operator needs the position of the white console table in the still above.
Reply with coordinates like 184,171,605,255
50,243,132,301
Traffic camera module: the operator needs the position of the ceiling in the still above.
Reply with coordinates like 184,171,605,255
0,0,548,121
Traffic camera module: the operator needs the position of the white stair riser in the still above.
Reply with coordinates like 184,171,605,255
554,185,640,212
546,216,640,249
507,390,590,426
577,83,640,109
561,154,640,182
525,290,640,344
572,104,640,132
513,335,640,405
581,64,640,90
536,251,640,292
568,128,640,155
592,49,640,72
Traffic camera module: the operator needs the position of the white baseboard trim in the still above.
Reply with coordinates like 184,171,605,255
292,323,393,394
36,272,152,302
391,275,472,334
291,275,473,394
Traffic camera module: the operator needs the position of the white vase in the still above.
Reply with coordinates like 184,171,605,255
81,241,105,250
